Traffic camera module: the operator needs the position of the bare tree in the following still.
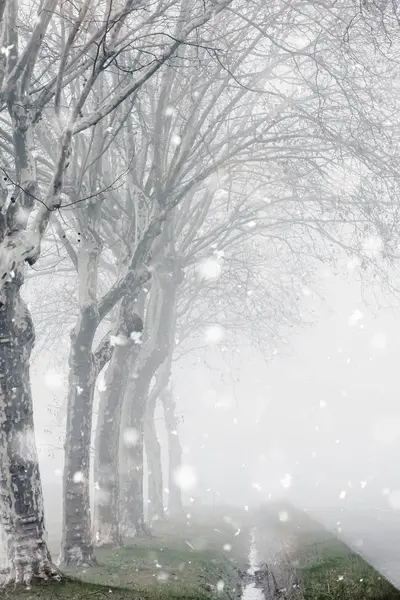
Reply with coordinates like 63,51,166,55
95,0,400,544
0,0,235,578
1,0,400,578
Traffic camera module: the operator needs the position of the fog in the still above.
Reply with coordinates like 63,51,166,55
3,0,400,589
30,262,400,584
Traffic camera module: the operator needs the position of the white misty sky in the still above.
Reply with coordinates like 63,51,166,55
172,265,400,513
28,262,400,554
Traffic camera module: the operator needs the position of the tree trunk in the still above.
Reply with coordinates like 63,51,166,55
0,276,58,583
94,300,143,548
60,306,97,567
145,391,164,522
120,261,183,535
94,347,127,548
120,366,152,537
161,384,184,517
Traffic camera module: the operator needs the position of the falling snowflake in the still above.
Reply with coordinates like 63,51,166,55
73,471,85,484
157,572,169,583
339,490,346,500
130,331,142,345
15,206,32,226
204,325,225,345
362,235,383,258
171,134,181,146
217,580,225,592
44,370,64,389
98,378,107,392
0,44,14,57
223,544,232,552
173,465,197,491
280,474,292,489
319,400,327,409
197,257,222,281
77,386,83,395
348,309,364,326
122,428,139,447
110,334,129,347
279,511,289,522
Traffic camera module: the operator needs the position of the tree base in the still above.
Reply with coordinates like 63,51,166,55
0,558,61,586
95,523,123,549
121,521,152,539
135,522,153,538
95,538,123,549
59,545,98,568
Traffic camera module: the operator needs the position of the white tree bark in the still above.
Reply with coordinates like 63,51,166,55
0,275,59,583
61,305,98,567
144,389,164,523
120,262,182,533
94,297,143,548
120,363,154,538
161,382,184,518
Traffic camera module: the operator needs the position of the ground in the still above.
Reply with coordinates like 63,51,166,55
2,505,400,600
0,507,250,600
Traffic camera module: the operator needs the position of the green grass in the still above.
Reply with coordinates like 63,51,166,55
0,578,136,599
73,509,248,599
298,536,400,600
0,508,250,600
255,503,400,600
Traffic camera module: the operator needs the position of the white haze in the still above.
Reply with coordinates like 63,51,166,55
30,263,400,585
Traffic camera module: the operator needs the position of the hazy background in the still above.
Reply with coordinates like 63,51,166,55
31,262,400,581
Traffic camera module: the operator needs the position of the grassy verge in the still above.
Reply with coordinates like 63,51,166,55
0,507,250,600
75,507,250,599
255,503,400,600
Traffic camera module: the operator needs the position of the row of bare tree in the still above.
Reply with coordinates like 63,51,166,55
0,0,400,585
